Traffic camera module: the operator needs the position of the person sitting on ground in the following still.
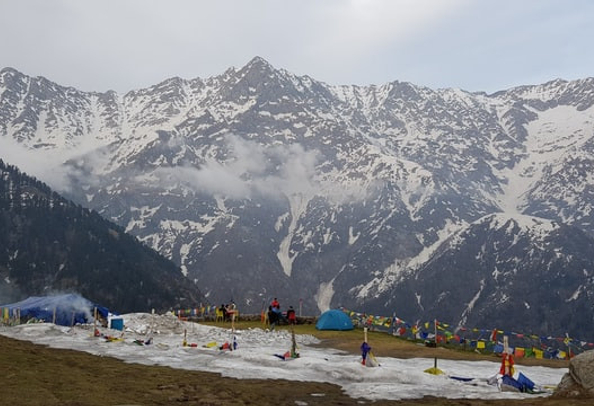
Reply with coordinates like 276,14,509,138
287,306,296,325
273,305,288,325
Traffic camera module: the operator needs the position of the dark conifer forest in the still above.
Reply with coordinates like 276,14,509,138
0,159,203,311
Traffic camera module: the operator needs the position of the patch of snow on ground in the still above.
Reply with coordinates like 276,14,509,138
0,312,566,402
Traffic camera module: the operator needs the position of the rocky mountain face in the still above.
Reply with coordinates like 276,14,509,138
0,159,204,312
366,214,594,338
1,57,593,337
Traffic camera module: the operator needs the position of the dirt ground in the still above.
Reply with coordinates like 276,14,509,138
0,321,591,406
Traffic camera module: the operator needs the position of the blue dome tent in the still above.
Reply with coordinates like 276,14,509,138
316,309,354,331
1,294,109,326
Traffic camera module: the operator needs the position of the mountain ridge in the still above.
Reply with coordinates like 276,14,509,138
1,58,594,337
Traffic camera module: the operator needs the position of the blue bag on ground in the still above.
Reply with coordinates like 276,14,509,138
501,375,523,392
517,372,536,392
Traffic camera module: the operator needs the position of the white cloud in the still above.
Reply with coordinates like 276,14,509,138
154,135,321,200
0,135,108,193
0,135,68,188
1,0,592,94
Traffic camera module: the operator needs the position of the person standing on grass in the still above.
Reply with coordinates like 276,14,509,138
267,306,277,331
287,306,296,325
219,304,228,321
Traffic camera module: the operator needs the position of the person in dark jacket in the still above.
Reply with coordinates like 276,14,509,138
267,305,277,331
287,306,296,325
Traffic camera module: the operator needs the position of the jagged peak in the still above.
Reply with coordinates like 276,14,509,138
237,56,279,80
154,75,189,89
497,77,577,97
0,67,29,87
244,56,274,70
1,66,23,77
490,76,594,110
0,67,83,96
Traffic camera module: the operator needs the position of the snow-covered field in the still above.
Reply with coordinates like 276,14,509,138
0,312,566,402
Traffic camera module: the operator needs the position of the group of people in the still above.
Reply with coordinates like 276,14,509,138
266,297,296,331
219,302,237,322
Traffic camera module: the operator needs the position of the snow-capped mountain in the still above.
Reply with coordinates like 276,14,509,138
365,214,594,338
1,57,593,336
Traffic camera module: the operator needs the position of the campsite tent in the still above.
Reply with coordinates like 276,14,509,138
1,294,109,326
316,309,354,331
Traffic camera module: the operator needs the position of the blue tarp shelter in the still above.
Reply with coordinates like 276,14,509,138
316,309,354,331
1,294,109,326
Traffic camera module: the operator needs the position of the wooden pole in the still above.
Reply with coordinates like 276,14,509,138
434,319,438,370
52,307,57,324
92,307,98,337
291,324,298,357
150,308,155,337
434,319,438,347
362,326,369,365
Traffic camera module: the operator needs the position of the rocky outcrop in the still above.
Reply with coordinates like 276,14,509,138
554,350,594,398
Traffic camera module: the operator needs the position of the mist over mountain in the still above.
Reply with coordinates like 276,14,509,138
0,159,204,312
1,57,593,337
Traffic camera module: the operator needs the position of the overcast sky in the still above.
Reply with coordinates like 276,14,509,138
1,0,593,94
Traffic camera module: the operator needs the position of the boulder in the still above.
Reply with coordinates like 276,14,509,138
554,350,594,398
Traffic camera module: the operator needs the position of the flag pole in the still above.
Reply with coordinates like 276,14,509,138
93,307,98,336
424,318,443,375
434,319,438,369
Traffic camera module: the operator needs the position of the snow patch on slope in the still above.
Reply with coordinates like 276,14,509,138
277,193,311,277
354,219,466,299
458,279,485,328
497,104,594,214
485,212,558,237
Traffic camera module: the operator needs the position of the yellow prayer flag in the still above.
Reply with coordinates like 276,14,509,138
477,341,485,349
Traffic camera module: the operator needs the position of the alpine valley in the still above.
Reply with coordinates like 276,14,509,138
1,57,593,338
